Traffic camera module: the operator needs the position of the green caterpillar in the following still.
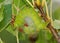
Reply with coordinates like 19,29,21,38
14,7,47,34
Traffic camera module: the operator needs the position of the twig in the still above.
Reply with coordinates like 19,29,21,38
44,0,50,19
15,28,19,43
15,1,20,42
26,0,34,8
50,0,53,25
0,38,3,43
13,4,20,13
35,2,60,43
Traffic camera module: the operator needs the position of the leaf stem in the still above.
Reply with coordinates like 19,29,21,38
44,0,50,19
26,0,34,8
16,28,19,43
50,0,53,25
0,38,3,43
15,2,20,43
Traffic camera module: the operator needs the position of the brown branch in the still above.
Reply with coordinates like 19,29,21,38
35,3,60,43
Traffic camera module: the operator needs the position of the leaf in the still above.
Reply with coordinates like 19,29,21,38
48,36,57,43
53,7,60,20
0,5,4,22
36,29,53,43
36,30,47,43
0,0,4,3
4,0,12,5
0,38,4,43
53,20,60,29
45,30,52,40
0,30,17,43
18,32,30,43
14,0,31,9
0,3,12,32
6,25,16,36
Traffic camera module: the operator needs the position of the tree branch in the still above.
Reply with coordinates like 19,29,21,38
35,3,60,43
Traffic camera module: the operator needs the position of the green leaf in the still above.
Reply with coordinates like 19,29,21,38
0,4,12,32
0,0,4,3
0,30,17,43
48,36,57,43
36,30,47,43
18,32,30,43
6,25,16,36
0,38,4,43
14,0,31,9
36,29,52,43
53,20,60,29
45,30,52,40
53,7,60,20
0,5,4,22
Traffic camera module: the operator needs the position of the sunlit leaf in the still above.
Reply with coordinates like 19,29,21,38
53,20,60,29
0,5,4,22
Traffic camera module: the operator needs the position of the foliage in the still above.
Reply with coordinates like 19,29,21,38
0,0,60,43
